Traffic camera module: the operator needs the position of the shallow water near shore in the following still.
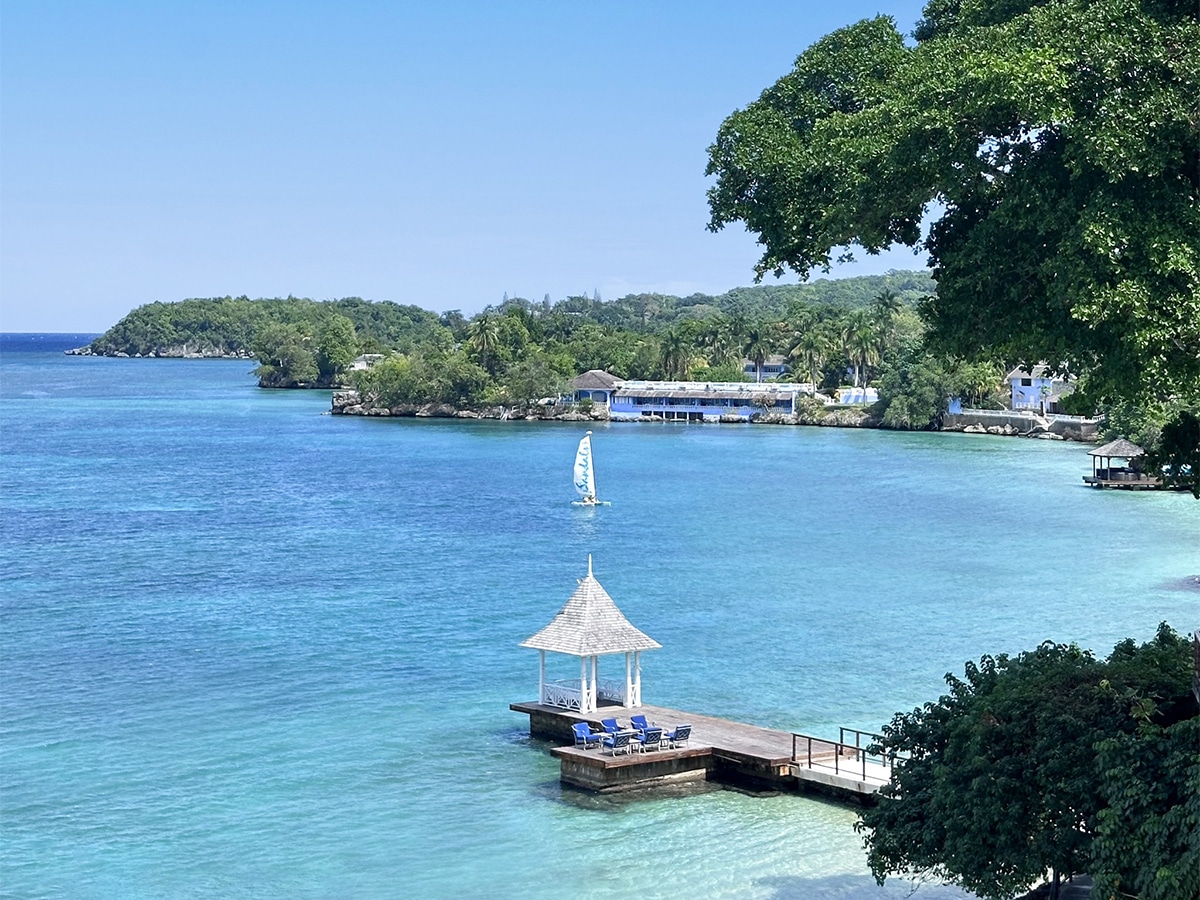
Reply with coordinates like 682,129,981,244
3,336,1197,899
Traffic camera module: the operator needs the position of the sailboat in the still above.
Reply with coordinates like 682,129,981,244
570,431,610,507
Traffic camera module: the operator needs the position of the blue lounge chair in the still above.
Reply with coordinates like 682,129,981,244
630,714,649,732
664,724,691,749
637,726,663,753
600,717,621,735
571,721,602,750
602,729,636,756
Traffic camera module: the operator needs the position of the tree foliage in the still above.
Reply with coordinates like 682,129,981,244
855,625,1195,899
706,0,1200,408
1091,717,1200,900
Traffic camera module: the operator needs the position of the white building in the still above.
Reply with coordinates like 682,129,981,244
1006,365,1074,413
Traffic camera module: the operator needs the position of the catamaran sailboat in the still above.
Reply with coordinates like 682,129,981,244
570,431,610,507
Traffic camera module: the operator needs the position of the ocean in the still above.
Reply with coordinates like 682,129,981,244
2,333,1196,899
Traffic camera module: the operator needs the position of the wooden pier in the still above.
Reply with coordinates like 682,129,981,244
511,700,895,801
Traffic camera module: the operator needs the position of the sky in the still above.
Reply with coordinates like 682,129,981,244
1,0,932,333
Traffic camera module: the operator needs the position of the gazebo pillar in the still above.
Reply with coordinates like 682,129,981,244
624,652,633,708
538,650,545,706
580,656,589,712
633,650,642,706
591,655,598,711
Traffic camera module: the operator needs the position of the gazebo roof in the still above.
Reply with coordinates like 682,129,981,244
570,369,623,391
521,558,661,657
1089,438,1145,458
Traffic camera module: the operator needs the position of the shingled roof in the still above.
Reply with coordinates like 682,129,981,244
1089,438,1145,458
570,369,623,391
521,559,661,657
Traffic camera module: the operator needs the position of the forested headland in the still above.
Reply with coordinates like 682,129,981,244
76,263,1198,492
82,271,1010,427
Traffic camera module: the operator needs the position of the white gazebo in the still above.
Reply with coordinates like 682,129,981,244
521,556,661,713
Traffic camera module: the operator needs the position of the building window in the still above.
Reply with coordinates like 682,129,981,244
1020,378,1032,387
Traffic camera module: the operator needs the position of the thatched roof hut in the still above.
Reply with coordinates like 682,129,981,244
1088,438,1144,459
1084,438,1160,489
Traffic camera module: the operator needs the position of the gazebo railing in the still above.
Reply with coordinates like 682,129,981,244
541,680,583,711
597,679,626,704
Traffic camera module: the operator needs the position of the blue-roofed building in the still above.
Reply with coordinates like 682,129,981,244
609,380,814,422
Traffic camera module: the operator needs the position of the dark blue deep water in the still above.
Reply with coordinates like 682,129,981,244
2,334,1196,899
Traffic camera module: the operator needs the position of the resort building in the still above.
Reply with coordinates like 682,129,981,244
570,369,623,406
1007,365,1074,413
835,386,879,405
569,370,818,421
610,380,813,422
743,354,790,382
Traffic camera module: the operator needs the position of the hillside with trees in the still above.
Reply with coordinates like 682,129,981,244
87,273,1000,416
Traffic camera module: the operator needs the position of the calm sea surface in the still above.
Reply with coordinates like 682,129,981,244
2,334,1197,899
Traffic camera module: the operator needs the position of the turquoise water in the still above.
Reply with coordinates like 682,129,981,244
2,337,1197,899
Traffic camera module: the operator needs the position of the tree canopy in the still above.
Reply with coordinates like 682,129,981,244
855,624,1197,899
88,275,988,417
706,0,1200,407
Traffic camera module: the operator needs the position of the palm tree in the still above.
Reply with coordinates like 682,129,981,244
789,328,832,395
842,310,880,387
870,289,903,357
467,313,500,374
700,317,740,368
658,330,691,380
871,288,903,322
742,327,770,383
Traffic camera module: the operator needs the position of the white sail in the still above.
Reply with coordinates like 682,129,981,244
573,432,596,500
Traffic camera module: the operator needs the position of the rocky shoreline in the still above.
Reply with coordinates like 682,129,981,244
329,390,1092,440
65,344,253,359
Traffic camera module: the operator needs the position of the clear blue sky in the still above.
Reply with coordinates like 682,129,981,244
1,0,931,332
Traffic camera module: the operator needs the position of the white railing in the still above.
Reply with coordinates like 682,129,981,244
541,681,583,711
597,679,626,704
957,407,1100,424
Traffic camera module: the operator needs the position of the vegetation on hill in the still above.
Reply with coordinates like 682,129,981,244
93,273,1013,423
857,624,1198,900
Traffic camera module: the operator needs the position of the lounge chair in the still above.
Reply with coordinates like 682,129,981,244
602,729,636,756
664,724,691,749
571,721,603,750
600,717,621,735
630,714,649,732
637,726,663,753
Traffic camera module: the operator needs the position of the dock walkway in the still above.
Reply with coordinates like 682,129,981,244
511,700,894,800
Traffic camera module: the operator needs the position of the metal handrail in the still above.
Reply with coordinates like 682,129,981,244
791,729,904,783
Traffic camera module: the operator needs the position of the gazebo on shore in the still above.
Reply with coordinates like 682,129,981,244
1084,438,1160,489
521,556,660,713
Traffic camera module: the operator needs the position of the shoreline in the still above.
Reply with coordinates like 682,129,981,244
329,390,1097,442
65,345,253,359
